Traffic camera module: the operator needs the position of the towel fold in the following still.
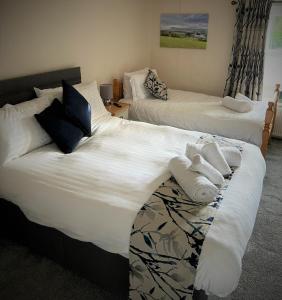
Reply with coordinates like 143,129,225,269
235,93,252,102
221,146,242,167
186,143,203,159
186,142,232,176
169,156,219,203
191,154,225,186
201,143,232,176
222,96,253,113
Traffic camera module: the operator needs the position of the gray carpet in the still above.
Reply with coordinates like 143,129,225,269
0,139,281,300
211,139,282,300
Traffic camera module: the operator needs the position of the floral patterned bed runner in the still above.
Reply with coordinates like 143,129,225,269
129,135,244,300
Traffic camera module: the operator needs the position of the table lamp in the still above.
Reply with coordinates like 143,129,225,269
100,84,113,106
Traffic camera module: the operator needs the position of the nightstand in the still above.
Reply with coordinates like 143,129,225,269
106,103,130,119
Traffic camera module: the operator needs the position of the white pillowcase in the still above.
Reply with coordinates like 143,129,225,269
123,68,149,99
34,81,110,121
0,96,52,165
130,73,151,100
130,69,158,101
222,96,253,113
34,86,65,101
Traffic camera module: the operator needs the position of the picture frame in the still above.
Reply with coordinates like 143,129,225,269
160,14,209,49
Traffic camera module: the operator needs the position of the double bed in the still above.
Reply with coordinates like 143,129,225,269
118,86,280,156
0,68,266,299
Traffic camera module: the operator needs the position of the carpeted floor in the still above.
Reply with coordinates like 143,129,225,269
0,139,281,300
211,138,282,300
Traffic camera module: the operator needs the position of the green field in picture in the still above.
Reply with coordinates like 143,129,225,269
160,36,207,49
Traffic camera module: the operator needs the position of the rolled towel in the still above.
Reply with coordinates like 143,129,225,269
191,154,225,186
235,93,252,102
186,142,232,176
201,142,232,176
221,146,242,167
222,96,253,113
186,143,203,160
169,156,219,203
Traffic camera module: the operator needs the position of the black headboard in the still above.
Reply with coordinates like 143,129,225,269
0,67,81,107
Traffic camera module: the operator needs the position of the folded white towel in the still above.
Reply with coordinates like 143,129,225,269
169,156,219,203
187,142,242,168
186,142,232,176
222,96,253,113
221,146,242,167
201,142,232,176
191,154,225,186
186,143,203,160
235,93,252,102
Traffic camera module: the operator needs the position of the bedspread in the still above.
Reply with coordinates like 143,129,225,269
129,137,240,300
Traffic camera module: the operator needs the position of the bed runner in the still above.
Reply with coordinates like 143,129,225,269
129,135,243,300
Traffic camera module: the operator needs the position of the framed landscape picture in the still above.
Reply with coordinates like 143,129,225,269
160,14,209,49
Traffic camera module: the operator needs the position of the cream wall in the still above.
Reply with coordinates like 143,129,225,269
0,0,151,84
149,0,236,96
0,0,235,96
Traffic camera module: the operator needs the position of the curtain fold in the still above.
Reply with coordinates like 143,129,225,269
224,0,272,100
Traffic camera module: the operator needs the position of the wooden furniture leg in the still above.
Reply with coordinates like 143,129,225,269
260,84,280,157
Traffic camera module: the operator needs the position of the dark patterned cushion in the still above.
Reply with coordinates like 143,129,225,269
144,70,168,100
62,80,92,137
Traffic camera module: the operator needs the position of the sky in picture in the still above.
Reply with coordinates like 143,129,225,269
161,14,208,31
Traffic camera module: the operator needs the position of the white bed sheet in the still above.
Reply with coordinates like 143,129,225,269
122,89,268,146
0,116,266,297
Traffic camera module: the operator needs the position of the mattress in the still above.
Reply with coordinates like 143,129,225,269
0,116,266,297
122,89,268,146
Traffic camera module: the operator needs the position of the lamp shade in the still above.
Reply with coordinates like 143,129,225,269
100,84,113,101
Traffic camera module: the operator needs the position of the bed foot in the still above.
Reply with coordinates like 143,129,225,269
261,102,274,157
261,84,280,157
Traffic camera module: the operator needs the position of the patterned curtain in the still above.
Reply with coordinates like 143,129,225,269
224,0,272,100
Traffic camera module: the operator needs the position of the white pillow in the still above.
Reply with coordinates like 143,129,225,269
0,96,52,165
130,73,152,100
34,86,65,101
123,68,149,99
34,81,110,121
129,69,158,101
79,82,110,121
222,96,253,113
34,83,86,101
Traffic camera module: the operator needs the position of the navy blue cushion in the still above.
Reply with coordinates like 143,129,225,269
62,80,91,137
35,99,84,154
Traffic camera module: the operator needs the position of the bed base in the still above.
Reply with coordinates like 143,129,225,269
113,79,280,157
0,198,129,296
0,198,207,300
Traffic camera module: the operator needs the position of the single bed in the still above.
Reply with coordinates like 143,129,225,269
117,86,280,157
0,68,266,299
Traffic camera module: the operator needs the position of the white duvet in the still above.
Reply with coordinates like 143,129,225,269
124,89,268,146
0,116,266,297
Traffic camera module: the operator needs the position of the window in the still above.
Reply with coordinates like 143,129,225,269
263,4,282,100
